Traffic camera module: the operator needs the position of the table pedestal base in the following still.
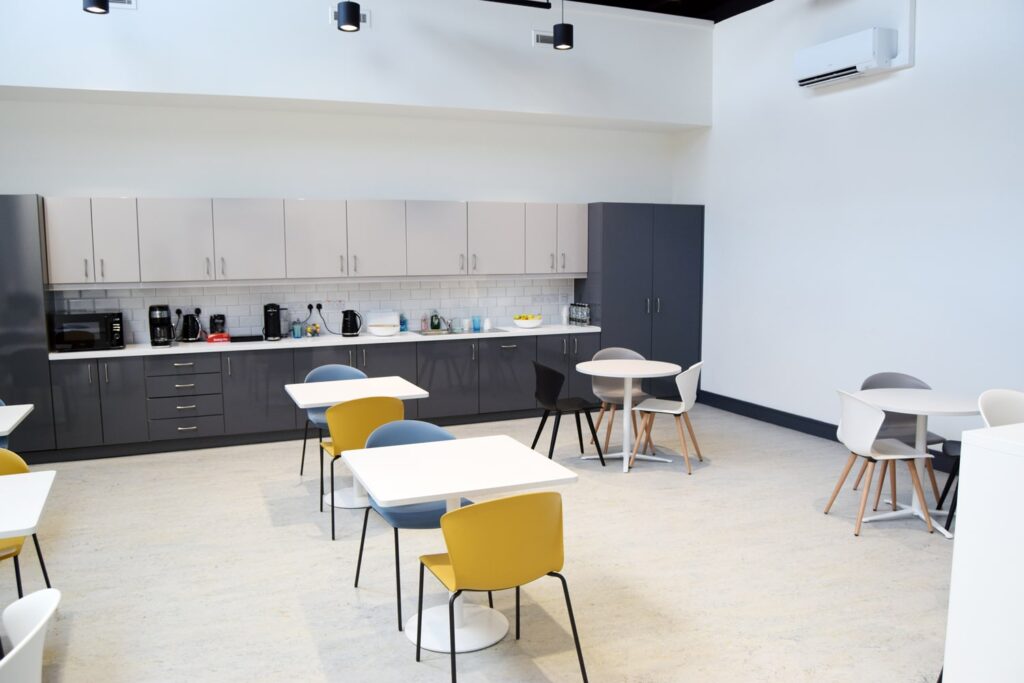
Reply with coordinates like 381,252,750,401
863,501,952,539
322,486,369,510
581,452,672,465
404,603,509,653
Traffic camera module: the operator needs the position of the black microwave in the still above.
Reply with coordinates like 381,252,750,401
50,312,125,352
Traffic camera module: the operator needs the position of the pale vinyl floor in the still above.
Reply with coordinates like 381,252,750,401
3,405,952,683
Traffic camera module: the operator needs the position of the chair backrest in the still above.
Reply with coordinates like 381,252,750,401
324,396,404,452
0,589,61,683
591,347,645,401
860,372,931,391
836,390,885,456
440,492,564,592
533,362,566,410
979,389,1024,428
304,364,367,384
675,362,703,411
366,420,455,448
0,448,29,476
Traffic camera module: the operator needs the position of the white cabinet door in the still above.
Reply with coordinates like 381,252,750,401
212,199,286,280
525,203,558,274
44,197,94,284
91,198,140,283
138,198,215,282
406,201,467,276
284,199,348,279
468,202,525,275
557,203,588,274
347,200,407,277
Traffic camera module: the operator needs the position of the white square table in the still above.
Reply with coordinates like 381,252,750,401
284,376,429,509
343,434,578,653
0,471,56,540
0,404,34,438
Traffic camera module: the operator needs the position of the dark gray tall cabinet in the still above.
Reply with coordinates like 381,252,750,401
576,203,704,398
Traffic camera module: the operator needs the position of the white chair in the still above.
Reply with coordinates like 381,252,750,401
590,347,649,453
824,391,935,536
630,362,704,474
0,589,60,683
979,389,1024,427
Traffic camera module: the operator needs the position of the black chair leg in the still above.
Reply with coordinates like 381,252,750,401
487,591,493,608
945,484,958,532
330,457,337,540
13,555,23,599
583,410,606,467
416,562,425,662
548,412,562,459
394,528,403,631
300,420,310,476
319,445,325,513
938,459,959,510
32,534,50,588
354,508,370,587
448,590,463,683
937,667,943,683
550,572,588,683
515,586,521,640
574,412,584,453
532,410,550,449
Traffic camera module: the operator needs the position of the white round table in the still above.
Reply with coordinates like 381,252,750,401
576,359,682,472
853,388,979,539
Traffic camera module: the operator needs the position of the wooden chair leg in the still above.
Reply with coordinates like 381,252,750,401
873,461,889,511
673,414,692,475
824,453,858,514
628,416,648,468
852,460,869,490
603,404,616,454
889,459,898,511
924,459,941,504
591,403,606,444
631,411,639,440
854,460,876,536
682,413,703,461
641,412,654,454
906,460,934,533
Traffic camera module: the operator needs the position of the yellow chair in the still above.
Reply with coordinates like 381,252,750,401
0,449,52,598
320,397,404,540
416,492,588,683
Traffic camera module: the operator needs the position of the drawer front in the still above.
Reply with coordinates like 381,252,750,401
147,394,224,420
145,373,222,398
144,354,222,376
148,415,225,441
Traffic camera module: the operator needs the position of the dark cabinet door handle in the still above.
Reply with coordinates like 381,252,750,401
471,343,476,361
176,404,197,410
227,357,232,376
574,337,579,355
87,363,93,384
174,383,196,389
362,348,367,368
500,344,517,350
646,298,651,314
656,297,661,313
104,363,109,383
177,426,198,432
348,349,354,366
562,338,567,356
173,362,195,368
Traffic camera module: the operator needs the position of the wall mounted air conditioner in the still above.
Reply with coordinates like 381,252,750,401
794,28,898,88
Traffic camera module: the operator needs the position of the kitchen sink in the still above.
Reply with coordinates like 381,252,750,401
412,329,504,336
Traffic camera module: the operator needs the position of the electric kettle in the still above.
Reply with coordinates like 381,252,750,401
341,310,362,337
179,308,204,342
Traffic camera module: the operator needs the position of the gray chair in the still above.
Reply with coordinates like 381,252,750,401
590,347,649,454
853,372,944,507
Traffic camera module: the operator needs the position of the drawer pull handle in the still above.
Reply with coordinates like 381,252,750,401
174,383,196,389
176,405,197,410
173,362,195,367
500,344,518,350
177,426,198,432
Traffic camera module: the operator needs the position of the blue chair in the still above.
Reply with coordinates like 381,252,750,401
299,365,366,511
356,421,485,632
0,399,6,450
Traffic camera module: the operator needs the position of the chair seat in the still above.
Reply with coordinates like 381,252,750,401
422,552,457,591
320,439,342,457
371,498,471,530
0,536,25,560
869,438,933,460
943,440,961,457
550,397,596,413
595,388,649,405
876,423,944,445
633,398,684,415
307,408,328,427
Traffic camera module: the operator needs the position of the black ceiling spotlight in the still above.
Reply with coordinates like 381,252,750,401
337,1,361,32
83,0,109,14
553,0,573,50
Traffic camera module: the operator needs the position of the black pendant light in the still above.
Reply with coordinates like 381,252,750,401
83,0,109,14
337,1,361,32
553,0,573,50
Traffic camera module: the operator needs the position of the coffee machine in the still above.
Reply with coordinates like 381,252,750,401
149,305,174,347
263,304,281,341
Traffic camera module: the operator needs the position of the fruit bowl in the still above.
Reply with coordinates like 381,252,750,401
512,316,542,329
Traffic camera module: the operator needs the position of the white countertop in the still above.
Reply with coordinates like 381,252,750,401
49,324,601,360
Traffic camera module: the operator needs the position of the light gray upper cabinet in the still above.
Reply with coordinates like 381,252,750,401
91,198,140,283
406,200,467,276
44,197,95,285
347,200,407,277
212,199,286,280
468,202,525,275
284,199,348,279
138,198,215,282
557,203,588,274
525,202,558,274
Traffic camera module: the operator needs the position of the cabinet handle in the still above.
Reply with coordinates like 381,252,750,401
646,298,651,314
348,349,354,366
220,257,226,277
551,253,555,271
471,343,476,361
227,357,232,376
472,254,478,272
561,252,566,270
104,362,109,383
100,258,105,279
656,297,661,313
459,254,465,272
84,258,89,279
206,257,212,277
87,363,93,384
176,404,197,410
362,348,367,367
500,344,517,350
173,362,195,367
174,383,196,389
340,255,345,273
353,254,359,273
177,426,198,432
574,337,579,355
562,338,567,356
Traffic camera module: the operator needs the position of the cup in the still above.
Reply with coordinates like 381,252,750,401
462,318,471,332
472,316,481,332
483,317,492,331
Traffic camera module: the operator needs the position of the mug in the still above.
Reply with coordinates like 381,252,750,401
472,316,481,332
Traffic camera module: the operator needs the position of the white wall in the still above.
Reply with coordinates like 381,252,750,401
0,0,711,128
674,0,1024,433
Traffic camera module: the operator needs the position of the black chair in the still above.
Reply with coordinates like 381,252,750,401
930,440,960,532
531,362,605,466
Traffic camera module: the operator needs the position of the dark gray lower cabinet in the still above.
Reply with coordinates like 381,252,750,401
98,357,149,445
222,350,295,434
417,341,479,418
354,344,419,418
479,337,537,413
536,333,601,405
50,359,103,449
